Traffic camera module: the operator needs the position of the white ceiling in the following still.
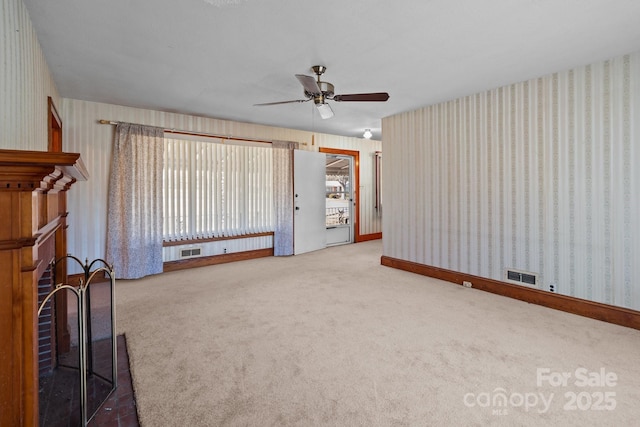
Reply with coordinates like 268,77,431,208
23,0,640,140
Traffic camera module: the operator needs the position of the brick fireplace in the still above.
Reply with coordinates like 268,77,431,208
0,149,88,427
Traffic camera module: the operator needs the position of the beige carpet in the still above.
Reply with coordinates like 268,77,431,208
115,241,640,426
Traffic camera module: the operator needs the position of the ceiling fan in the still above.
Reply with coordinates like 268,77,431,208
254,65,390,119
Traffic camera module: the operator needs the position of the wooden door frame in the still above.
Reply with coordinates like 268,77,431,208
319,147,362,243
48,97,62,152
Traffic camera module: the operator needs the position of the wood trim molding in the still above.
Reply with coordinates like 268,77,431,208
67,271,110,286
358,232,382,242
319,147,361,242
0,238,38,250
163,232,274,247
48,97,62,152
0,149,89,189
163,248,274,273
381,255,640,331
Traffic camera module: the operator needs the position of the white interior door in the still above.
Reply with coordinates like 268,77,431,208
294,150,326,255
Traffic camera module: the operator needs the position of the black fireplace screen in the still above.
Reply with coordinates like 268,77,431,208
38,257,117,427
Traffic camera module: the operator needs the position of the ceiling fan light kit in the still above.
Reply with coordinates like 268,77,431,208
316,103,334,119
255,65,389,120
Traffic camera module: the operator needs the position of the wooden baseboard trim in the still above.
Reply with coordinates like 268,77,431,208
67,271,110,286
163,248,274,273
357,232,382,242
380,255,640,330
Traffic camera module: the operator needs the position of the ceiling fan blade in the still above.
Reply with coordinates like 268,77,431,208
295,74,321,95
254,99,310,106
316,102,334,119
332,92,390,102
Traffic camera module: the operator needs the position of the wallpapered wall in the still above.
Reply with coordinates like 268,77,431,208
63,99,382,273
382,52,639,310
0,0,61,150
1,0,381,274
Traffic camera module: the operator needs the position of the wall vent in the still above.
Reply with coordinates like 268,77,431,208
180,247,202,258
505,268,538,288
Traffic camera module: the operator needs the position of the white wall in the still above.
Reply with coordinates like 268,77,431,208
62,99,382,273
0,0,60,151
382,51,640,310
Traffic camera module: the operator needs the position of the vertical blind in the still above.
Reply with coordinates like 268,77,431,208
163,137,274,241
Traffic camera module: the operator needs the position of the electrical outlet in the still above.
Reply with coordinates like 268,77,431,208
462,281,472,288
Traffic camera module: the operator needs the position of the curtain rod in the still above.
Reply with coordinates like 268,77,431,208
98,120,273,145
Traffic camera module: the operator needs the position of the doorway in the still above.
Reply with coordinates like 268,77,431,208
48,96,62,152
325,154,354,246
292,148,360,255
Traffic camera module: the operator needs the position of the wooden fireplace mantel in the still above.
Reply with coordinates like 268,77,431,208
0,149,88,427
0,148,88,189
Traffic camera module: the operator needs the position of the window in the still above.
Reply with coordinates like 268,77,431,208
163,136,274,241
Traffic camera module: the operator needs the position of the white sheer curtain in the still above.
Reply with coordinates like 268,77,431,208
272,140,298,256
106,123,164,279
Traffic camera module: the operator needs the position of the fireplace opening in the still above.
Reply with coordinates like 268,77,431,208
37,266,56,377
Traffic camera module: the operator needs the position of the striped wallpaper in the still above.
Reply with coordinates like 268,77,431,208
0,0,60,151
382,52,639,310
63,99,382,273
1,0,380,273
